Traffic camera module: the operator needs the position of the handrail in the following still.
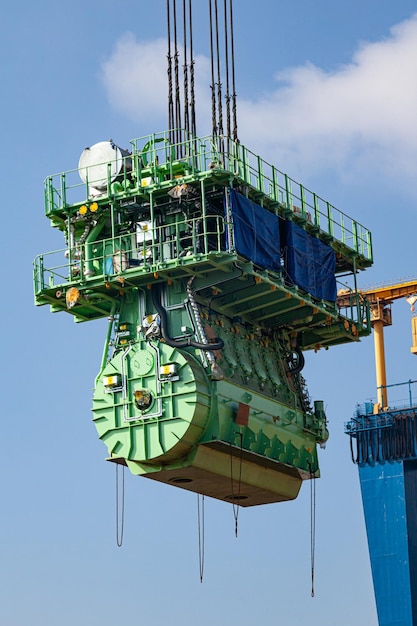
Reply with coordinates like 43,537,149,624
33,214,227,291
346,380,417,431
43,129,372,264
34,212,369,334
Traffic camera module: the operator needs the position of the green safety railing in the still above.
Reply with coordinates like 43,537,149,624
336,287,371,332
43,129,373,263
34,210,369,332
34,214,227,293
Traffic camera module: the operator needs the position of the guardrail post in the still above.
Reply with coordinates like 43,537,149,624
60,173,66,210
352,220,359,253
271,166,278,208
285,174,292,211
257,155,263,194
313,193,320,227
300,184,306,218
367,230,373,262
327,202,334,238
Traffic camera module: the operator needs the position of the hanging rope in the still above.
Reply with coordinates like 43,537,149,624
230,433,243,537
197,493,205,582
209,0,218,136
182,0,190,136
172,0,182,150
223,0,231,146
189,0,197,138
214,0,224,153
116,464,125,547
165,0,239,144
309,466,316,597
229,0,238,141
167,0,175,144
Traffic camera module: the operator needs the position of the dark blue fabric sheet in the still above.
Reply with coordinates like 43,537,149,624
229,189,281,272
282,220,337,301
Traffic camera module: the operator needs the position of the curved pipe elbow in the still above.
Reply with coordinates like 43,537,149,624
151,284,224,351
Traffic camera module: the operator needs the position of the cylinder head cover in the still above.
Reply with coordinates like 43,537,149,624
78,141,130,192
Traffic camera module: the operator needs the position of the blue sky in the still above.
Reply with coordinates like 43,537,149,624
2,1,417,624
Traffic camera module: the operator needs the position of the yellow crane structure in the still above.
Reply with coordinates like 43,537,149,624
340,279,417,408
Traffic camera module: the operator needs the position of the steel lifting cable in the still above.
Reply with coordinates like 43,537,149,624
167,0,175,142
230,433,243,537
223,0,231,144
197,493,205,582
209,0,217,136
116,464,125,547
229,0,238,141
189,0,197,138
173,0,182,150
309,465,316,598
182,0,190,136
214,0,224,146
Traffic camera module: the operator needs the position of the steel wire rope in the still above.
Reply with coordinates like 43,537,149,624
182,0,190,136
230,432,243,537
209,0,218,136
229,0,238,141
223,0,231,145
167,0,175,143
197,493,205,582
188,0,197,139
214,0,224,153
309,464,317,598
116,464,125,547
173,0,182,152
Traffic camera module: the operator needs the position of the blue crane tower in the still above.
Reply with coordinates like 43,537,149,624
344,281,417,626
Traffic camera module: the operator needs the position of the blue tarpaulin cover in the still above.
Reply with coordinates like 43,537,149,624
281,220,337,301
229,189,281,272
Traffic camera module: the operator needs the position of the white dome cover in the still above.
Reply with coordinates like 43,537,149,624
78,141,125,191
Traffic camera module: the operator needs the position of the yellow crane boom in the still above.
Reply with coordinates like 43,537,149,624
338,279,417,408
361,279,417,304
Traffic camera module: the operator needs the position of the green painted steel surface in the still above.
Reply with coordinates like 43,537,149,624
34,129,373,504
91,281,325,504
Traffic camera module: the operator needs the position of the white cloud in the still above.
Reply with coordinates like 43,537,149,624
101,34,168,123
101,16,417,190
100,33,211,131
242,15,417,182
